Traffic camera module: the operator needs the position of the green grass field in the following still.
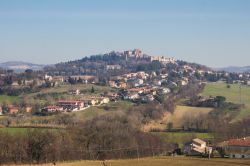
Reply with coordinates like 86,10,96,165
0,95,20,104
201,83,250,104
71,101,134,121
0,127,59,134
19,157,250,166
201,82,250,120
23,83,116,105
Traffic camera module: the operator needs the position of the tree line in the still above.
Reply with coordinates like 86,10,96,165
0,113,173,165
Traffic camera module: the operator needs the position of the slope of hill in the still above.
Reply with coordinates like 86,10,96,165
215,66,250,73
0,61,45,72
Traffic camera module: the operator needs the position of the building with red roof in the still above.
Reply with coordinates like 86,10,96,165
226,137,250,158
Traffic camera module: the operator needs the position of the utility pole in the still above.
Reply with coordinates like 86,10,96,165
239,83,242,105
137,146,140,161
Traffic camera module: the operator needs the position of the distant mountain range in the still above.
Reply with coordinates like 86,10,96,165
215,66,250,73
0,61,45,72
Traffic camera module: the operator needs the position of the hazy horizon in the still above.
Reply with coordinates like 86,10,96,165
0,0,250,68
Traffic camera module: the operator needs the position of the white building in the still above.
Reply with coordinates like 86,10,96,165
150,56,176,64
185,138,212,156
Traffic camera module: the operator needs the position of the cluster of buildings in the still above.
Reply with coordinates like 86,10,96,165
42,96,110,113
218,137,250,159
107,71,173,102
3,73,97,88
0,105,32,115
106,49,176,64
184,137,250,159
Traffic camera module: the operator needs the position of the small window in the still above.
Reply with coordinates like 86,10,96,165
242,155,245,158
232,154,235,158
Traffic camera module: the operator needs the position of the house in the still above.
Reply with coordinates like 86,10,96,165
83,98,98,106
104,92,120,101
25,106,32,113
127,78,144,88
109,81,117,88
124,49,143,58
150,56,176,64
0,106,2,115
158,88,171,94
106,64,121,70
70,75,96,84
52,76,65,86
225,137,250,158
8,106,19,114
125,93,139,100
184,138,212,156
245,80,250,86
178,80,188,86
42,106,64,113
57,100,85,111
44,74,53,81
11,81,19,86
68,89,80,95
117,82,127,89
24,80,34,86
128,88,144,94
99,97,110,104
141,94,154,102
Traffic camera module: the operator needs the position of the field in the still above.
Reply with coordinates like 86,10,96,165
143,106,213,131
22,83,116,105
0,127,58,135
201,82,250,120
201,82,250,104
18,157,250,166
0,95,20,104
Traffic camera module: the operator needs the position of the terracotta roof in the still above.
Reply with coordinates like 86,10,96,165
228,137,250,147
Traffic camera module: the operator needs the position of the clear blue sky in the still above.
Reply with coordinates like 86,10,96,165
0,0,250,67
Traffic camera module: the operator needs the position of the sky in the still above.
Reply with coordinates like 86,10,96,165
0,0,250,67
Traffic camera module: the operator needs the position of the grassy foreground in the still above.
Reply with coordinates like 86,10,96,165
18,157,250,166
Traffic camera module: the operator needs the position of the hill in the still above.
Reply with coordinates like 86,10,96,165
215,66,250,73
0,61,45,72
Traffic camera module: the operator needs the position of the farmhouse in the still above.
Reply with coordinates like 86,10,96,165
225,137,250,159
8,106,19,114
184,138,212,156
57,100,85,111
25,106,32,113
